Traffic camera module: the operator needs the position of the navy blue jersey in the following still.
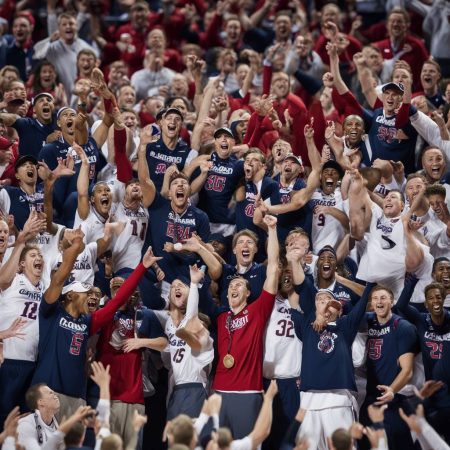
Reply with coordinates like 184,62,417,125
198,152,244,224
396,278,450,380
365,313,417,397
146,139,195,193
13,116,57,159
273,174,312,241
218,262,266,307
362,107,418,174
145,194,210,283
1,184,44,230
138,308,165,338
291,282,375,392
33,301,92,398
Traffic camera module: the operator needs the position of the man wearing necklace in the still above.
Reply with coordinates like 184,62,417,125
212,214,279,440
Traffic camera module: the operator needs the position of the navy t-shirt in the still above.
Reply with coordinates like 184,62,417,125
365,313,417,398
146,138,194,193
145,193,210,283
13,116,57,159
198,152,244,224
33,301,92,398
1,184,44,230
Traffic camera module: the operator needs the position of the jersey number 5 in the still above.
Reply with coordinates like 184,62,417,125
275,319,294,338
70,333,84,356
368,338,383,360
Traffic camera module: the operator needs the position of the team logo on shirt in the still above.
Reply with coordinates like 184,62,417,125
317,331,338,354
226,314,249,331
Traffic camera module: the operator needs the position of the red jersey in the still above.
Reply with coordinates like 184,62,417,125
213,290,275,392
97,313,144,405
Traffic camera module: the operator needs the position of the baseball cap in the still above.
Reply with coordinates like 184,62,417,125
14,155,38,172
163,107,184,121
381,82,404,93
322,160,344,178
62,281,92,295
214,127,234,139
317,245,337,258
32,92,54,107
284,153,303,166
316,288,342,312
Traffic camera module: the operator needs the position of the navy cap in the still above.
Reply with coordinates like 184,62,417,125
322,160,344,178
214,127,234,139
14,155,38,172
381,82,404,93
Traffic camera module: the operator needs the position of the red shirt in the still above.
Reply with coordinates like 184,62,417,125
213,290,275,392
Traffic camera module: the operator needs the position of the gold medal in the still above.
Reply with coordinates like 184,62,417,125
223,354,235,368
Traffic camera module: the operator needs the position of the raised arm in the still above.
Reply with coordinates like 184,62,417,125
0,212,45,291
44,229,85,304
90,247,162,334
73,142,90,220
354,52,378,109
348,169,372,240
346,282,375,334
402,216,424,273
184,264,205,320
137,126,156,208
262,215,279,294
327,40,349,95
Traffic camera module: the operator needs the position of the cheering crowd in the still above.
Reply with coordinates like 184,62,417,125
0,0,450,449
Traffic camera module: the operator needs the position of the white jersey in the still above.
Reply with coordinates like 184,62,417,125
47,242,98,285
411,243,434,304
74,205,106,244
310,188,345,254
263,295,302,379
0,274,45,361
374,177,402,198
422,213,450,259
163,283,214,386
357,204,406,299
111,202,149,272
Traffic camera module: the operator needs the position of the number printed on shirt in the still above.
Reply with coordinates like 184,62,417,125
21,301,38,320
70,332,84,356
275,319,295,338
425,341,443,360
205,175,226,192
173,348,185,363
368,338,383,360
317,213,325,227
130,220,147,240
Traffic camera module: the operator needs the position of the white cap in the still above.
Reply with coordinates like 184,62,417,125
62,281,92,295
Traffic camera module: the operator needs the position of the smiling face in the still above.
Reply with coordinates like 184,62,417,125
272,140,291,164
233,234,257,267
34,96,55,124
39,64,57,89
0,220,9,254
169,279,189,311
91,183,112,217
58,108,76,137
405,176,426,204
392,67,412,86
121,111,138,131
282,158,302,180
422,148,445,182
317,250,337,281
433,260,450,290
427,193,446,220
279,267,294,297
21,247,44,280
244,152,264,181
118,86,136,109
371,288,394,321
169,177,190,209
343,115,365,146
274,14,292,41
271,72,290,99
382,88,403,115
58,16,77,44
425,287,445,319
16,161,38,186
320,167,340,195
87,287,101,313
214,132,235,159
160,113,182,140
228,277,250,310
13,17,32,45
387,12,408,40
382,190,404,218
421,62,440,91
37,386,60,412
